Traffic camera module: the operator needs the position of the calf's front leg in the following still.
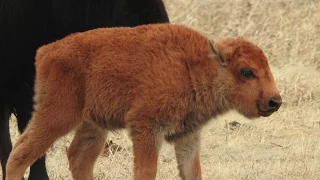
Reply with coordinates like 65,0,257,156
130,128,161,180
174,131,202,180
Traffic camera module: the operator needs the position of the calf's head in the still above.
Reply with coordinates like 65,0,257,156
209,37,282,119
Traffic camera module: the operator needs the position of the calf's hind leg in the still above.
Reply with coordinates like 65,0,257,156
5,105,81,180
14,89,49,180
67,121,107,180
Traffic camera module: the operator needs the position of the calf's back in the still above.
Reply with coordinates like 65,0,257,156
35,24,210,130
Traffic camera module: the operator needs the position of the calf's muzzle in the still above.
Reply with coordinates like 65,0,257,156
267,95,282,112
258,94,282,117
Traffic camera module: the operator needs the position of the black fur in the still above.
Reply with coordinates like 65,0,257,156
0,0,169,179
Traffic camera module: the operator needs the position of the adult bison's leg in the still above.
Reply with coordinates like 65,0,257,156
0,103,12,180
13,85,49,180
67,121,107,180
174,131,202,180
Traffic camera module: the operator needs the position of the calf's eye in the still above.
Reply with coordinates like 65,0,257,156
241,69,255,78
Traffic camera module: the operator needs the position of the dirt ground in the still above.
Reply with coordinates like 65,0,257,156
2,0,320,179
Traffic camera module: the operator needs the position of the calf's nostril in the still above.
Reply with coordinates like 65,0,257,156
269,100,277,108
267,98,282,110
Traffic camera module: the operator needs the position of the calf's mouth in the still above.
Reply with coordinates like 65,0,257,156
257,104,275,117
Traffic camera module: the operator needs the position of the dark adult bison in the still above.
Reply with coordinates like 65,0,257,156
6,24,281,180
0,0,169,179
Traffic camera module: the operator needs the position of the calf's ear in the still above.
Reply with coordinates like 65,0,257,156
208,38,235,67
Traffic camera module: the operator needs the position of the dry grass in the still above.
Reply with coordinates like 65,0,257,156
2,0,320,179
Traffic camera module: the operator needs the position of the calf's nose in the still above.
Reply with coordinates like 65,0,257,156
267,95,282,112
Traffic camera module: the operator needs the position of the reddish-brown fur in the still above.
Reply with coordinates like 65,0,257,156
6,24,281,180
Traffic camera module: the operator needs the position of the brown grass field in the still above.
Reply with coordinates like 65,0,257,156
2,0,320,179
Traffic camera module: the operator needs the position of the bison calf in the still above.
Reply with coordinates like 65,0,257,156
6,24,281,180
